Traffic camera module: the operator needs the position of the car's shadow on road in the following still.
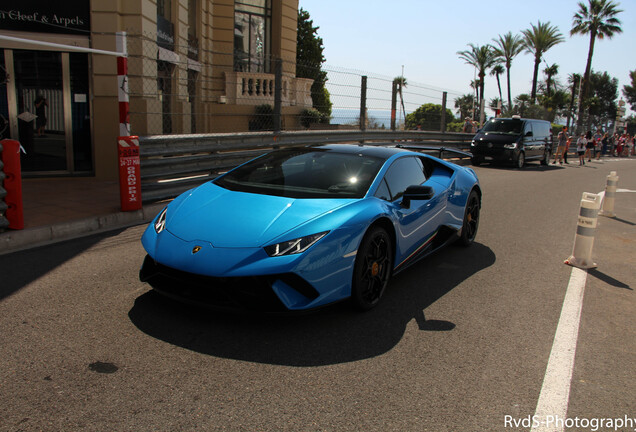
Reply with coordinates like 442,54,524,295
128,242,495,366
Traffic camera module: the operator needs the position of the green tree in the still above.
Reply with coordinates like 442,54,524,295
405,103,455,131
296,8,332,120
571,0,623,133
521,21,565,104
623,70,636,111
585,70,618,129
457,44,498,109
492,32,524,111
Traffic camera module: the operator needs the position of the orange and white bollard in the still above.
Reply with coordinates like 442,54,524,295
565,192,601,269
599,171,618,218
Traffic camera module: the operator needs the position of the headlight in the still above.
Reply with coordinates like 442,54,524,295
264,231,329,257
470,140,476,147
504,143,518,149
154,207,167,233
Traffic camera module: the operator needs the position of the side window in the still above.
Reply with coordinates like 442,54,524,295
535,122,550,138
523,122,533,136
381,157,426,201
374,178,391,201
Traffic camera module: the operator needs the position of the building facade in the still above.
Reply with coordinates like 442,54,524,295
0,0,309,180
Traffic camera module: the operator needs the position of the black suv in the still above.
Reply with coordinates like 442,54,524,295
470,117,553,168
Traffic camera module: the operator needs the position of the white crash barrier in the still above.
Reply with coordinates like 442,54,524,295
565,192,601,269
599,171,619,218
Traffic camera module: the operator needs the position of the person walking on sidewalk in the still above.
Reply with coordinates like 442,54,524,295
584,131,594,161
553,127,569,164
577,133,587,166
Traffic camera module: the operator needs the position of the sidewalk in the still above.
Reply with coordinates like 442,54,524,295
0,177,165,256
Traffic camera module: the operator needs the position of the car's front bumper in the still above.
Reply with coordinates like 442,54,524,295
140,223,363,311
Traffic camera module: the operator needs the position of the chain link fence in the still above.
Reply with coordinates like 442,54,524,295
122,31,466,136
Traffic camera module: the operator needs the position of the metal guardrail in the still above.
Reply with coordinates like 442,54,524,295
139,130,475,202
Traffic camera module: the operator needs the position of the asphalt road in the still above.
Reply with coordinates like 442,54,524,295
1,158,634,432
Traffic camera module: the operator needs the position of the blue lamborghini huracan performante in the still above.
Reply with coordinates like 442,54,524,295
140,144,481,312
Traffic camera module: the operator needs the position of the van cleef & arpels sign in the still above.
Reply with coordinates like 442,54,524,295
0,2,90,35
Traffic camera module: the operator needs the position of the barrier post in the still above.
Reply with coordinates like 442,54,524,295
0,140,8,231
565,192,601,269
118,136,142,211
0,139,24,230
599,171,618,218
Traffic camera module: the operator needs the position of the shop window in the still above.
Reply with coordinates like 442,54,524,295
234,0,271,73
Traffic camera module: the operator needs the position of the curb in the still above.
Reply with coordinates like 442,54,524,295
0,203,165,256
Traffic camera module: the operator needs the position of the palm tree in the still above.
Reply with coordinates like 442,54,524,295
457,44,498,118
571,0,623,133
514,94,532,117
454,94,475,120
521,21,565,104
566,73,581,129
543,63,560,97
492,32,524,112
393,76,407,127
490,64,505,110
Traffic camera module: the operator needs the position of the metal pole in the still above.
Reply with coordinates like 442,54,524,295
273,58,282,134
360,76,367,131
440,92,447,133
390,81,397,131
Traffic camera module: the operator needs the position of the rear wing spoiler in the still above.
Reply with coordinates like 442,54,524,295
396,144,473,160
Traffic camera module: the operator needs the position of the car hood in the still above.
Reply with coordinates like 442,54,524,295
473,132,519,146
166,182,354,247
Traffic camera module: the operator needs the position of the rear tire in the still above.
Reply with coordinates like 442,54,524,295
458,190,480,246
351,226,394,311
541,150,550,166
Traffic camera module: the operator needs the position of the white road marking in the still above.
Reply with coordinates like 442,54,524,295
531,267,588,432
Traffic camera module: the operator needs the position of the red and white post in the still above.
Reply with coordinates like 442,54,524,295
116,32,130,137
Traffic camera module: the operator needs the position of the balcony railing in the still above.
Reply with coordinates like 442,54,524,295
224,72,313,107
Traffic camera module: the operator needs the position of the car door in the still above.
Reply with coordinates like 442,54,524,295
522,121,539,159
376,156,447,268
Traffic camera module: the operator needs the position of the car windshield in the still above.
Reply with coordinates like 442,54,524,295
482,119,523,135
214,149,385,198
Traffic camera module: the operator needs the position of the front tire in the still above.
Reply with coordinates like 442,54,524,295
351,226,394,311
515,152,525,169
458,190,480,246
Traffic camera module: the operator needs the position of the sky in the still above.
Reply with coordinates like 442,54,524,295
298,0,636,117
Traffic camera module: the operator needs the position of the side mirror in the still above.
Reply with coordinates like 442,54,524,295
401,185,434,208
525,131,533,137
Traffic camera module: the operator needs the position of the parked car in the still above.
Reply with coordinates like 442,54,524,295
470,116,553,168
140,144,481,312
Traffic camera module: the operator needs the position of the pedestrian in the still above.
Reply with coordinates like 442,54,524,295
584,131,594,162
463,117,473,133
553,127,569,164
616,134,625,157
577,133,587,166
34,92,48,137
595,132,603,160
601,132,609,158
626,134,634,157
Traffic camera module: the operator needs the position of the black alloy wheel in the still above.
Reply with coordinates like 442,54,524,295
458,190,480,246
541,150,550,166
352,226,394,311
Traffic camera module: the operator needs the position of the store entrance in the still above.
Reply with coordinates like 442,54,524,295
4,49,92,175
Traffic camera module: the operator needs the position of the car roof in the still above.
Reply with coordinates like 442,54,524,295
307,143,407,160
